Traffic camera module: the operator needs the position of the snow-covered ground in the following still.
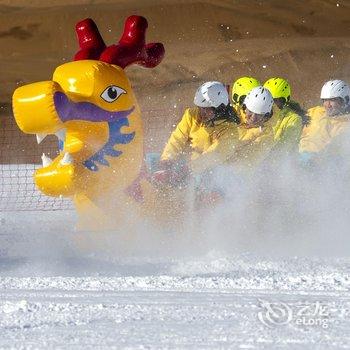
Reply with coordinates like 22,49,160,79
1,211,350,349
1,164,350,348
0,284,349,349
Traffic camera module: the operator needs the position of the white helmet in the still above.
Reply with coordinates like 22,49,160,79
194,81,229,108
244,86,274,115
320,80,350,104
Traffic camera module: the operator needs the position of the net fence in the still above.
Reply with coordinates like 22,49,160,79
0,108,178,212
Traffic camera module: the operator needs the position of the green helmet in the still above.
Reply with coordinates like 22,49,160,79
231,77,261,105
263,77,291,102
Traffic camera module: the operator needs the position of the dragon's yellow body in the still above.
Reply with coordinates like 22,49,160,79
12,16,168,231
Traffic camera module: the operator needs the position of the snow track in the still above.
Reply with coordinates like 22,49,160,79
0,289,349,349
0,254,350,349
1,207,350,348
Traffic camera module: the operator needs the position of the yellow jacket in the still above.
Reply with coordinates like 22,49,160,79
161,107,239,173
233,121,275,172
219,103,275,172
299,106,350,154
234,104,247,123
272,104,303,154
237,103,302,149
161,105,303,176
231,106,302,172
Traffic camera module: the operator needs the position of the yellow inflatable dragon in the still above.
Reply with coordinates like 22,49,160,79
12,16,166,231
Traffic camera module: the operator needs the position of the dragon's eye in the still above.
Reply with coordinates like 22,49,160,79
101,86,126,103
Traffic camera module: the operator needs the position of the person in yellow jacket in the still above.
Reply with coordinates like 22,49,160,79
299,79,350,162
146,81,240,213
231,76,261,123
159,81,240,180
230,86,276,173
263,77,306,156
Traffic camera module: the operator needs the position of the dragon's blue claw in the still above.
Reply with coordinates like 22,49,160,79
83,117,135,171
84,160,99,171
118,133,135,144
104,148,122,157
97,158,110,166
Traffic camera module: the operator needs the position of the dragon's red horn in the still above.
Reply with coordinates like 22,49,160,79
74,18,106,61
100,15,165,69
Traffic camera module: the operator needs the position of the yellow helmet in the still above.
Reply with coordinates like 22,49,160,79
263,77,291,102
231,77,261,105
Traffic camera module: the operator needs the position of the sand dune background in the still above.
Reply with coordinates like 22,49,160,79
0,0,349,162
